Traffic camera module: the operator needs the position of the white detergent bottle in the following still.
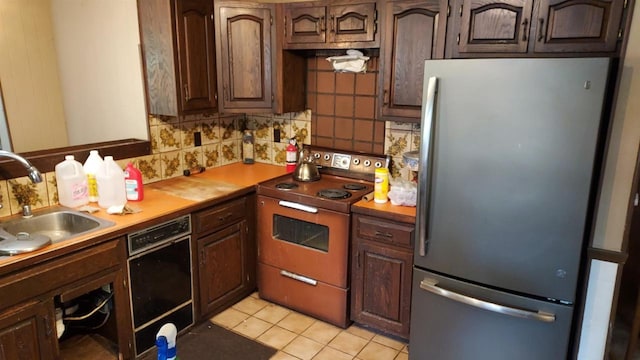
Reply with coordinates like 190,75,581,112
96,156,127,209
156,323,177,360
83,150,104,202
55,155,89,207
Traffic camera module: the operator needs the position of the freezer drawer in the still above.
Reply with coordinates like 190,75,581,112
409,267,573,360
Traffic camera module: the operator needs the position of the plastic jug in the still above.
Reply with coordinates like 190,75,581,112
96,156,127,209
55,155,89,207
83,150,104,202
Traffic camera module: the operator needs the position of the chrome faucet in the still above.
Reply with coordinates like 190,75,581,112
0,150,43,183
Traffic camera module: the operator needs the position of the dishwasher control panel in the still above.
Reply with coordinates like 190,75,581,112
127,214,191,256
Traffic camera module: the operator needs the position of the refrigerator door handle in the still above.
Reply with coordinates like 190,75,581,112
419,278,556,323
417,75,438,256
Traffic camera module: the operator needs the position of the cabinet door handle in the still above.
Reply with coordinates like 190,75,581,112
200,248,206,266
383,89,389,105
183,84,190,102
330,15,335,33
521,18,529,41
375,230,393,239
218,212,233,222
320,16,325,32
537,18,545,41
223,85,229,101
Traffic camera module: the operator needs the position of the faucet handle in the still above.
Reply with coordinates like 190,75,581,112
22,205,32,218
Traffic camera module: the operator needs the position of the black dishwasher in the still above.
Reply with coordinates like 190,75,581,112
127,215,193,357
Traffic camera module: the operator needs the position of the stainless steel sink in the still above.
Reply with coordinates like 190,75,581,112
0,208,115,255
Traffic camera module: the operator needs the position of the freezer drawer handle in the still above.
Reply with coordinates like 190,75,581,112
419,278,556,323
280,270,318,286
278,200,318,214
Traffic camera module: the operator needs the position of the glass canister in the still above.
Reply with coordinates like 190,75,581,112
374,167,389,203
242,130,255,164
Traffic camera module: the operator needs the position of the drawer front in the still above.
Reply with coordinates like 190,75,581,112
0,239,123,311
355,214,414,248
194,197,246,235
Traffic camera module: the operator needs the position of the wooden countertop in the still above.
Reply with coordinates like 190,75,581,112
0,162,288,275
353,199,416,224
0,162,415,274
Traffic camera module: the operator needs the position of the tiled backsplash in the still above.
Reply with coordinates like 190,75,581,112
0,57,424,216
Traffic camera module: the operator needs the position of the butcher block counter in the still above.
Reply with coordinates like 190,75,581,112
352,199,416,224
0,162,288,275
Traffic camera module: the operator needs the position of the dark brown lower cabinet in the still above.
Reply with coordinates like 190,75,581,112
0,299,57,360
351,213,415,339
0,239,133,359
194,195,256,319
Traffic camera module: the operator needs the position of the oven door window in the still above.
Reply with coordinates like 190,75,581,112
273,214,329,252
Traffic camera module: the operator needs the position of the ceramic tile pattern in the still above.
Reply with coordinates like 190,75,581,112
211,293,409,360
0,56,422,215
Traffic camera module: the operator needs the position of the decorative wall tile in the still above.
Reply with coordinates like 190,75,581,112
253,117,273,142
183,148,203,170
7,176,48,213
181,120,200,149
203,144,220,168
136,155,162,184
157,123,181,151
46,172,58,206
385,130,410,157
272,142,287,165
201,116,221,145
220,116,239,141
160,151,183,179
0,181,12,217
255,141,272,164
221,141,239,165
292,120,311,145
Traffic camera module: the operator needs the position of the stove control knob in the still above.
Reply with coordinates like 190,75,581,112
314,152,321,159
363,160,371,167
353,158,360,165
324,154,331,161
374,161,383,168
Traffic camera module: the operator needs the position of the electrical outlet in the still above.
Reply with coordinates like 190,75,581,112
274,129,281,142
194,132,202,146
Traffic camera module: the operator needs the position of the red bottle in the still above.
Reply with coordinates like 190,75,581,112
124,162,144,201
285,139,298,173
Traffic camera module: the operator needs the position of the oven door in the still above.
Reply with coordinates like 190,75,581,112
257,195,350,288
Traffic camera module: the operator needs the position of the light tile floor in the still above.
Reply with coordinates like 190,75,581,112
211,292,409,360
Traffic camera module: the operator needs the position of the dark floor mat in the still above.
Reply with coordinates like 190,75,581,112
142,321,277,360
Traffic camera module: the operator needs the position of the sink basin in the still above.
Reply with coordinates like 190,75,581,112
0,208,115,255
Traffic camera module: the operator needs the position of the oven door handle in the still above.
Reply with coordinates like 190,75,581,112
280,270,318,286
278,200,319,214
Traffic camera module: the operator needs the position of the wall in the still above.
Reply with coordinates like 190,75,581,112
0,0,69,152
51,0,148,146
578,2,640,358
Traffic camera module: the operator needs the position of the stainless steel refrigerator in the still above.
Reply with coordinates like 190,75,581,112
410,58,611,359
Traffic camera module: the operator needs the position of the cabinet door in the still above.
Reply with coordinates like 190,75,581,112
328,3,378,44
0,300,57,360
198,220,252,317
380,0,448,121
457,0,534,53
351,240,413,339
284,5,327,46
216,4,274,111
532,0,623,52
176,0,218,112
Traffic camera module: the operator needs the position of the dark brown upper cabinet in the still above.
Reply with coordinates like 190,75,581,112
283,1,379,49
452,0,626,56
456,0,534,54
379,0,449,122
532,0,625,53
138,0,218,116
215,1,306,114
